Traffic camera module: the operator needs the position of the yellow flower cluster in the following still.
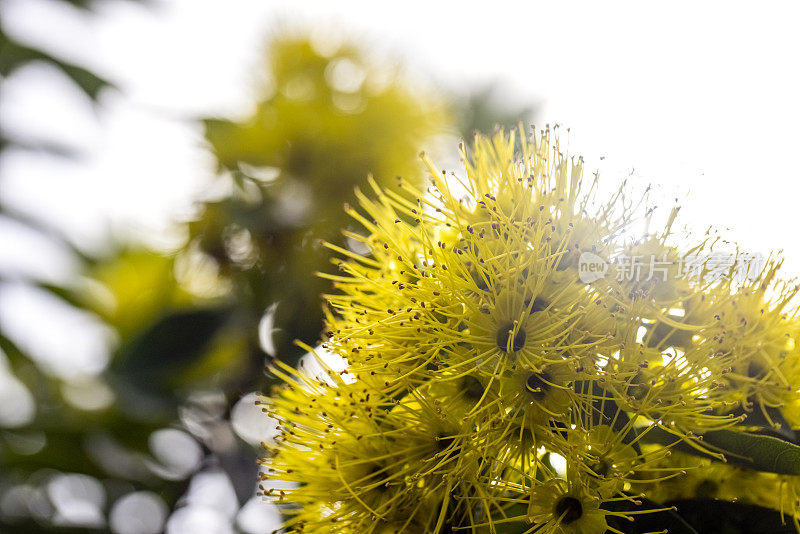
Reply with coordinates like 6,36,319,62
261,128,800,533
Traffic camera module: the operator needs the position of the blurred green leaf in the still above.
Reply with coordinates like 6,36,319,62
61,0,99,8
34,282,87,311
0,29,111,101
197,36,452,366
0,521,100,534
112,307,234,395
0,1,221,531
0,211,93,264
0,330,27,368
457,83,537,139
0,135,78,158
81,249,195,340
2,428,114,479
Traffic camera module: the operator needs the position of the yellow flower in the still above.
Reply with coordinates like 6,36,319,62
527,479,608,534
263,127,800,532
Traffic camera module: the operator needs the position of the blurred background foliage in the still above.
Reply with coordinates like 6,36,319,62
198,35,448,372
0,1,535,532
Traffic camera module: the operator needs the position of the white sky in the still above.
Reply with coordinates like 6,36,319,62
1,0,800,371
2,0,800,270
3,0,800,265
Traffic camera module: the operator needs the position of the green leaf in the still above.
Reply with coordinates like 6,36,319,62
700,429,800,475
643,427,800,475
